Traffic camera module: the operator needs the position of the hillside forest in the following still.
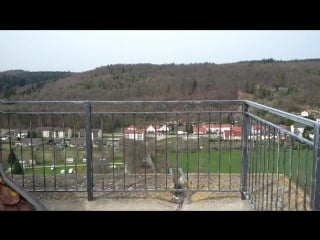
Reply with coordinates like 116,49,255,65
1,59,320,114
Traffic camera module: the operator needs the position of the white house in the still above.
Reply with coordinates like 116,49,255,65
203,123,231,135
16,130,28,138
158,124,170,132
291,123,305,137
41,127,72,139
124,129,145,140
301,111,309,117
91,128,102,139
146,124,170,134
78,128,102,140
146,125,156,133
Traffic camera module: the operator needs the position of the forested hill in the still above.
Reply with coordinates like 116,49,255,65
0,70,73,98
3,59,320,112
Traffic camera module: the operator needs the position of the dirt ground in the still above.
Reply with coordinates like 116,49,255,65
33,191,252,211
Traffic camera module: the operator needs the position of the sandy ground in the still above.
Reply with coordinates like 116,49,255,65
40,196,252,211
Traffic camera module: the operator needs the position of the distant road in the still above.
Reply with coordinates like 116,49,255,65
24,163,87,169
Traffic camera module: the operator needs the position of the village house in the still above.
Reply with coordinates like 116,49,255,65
146,125,158,133
301,111,309,117
77,128,102,140
203,123,232,135
193,126,207,135
291,123,305,137
124,128,145,140
223,126,242,140
146,124,170,134
15,130,28,138
158,124,170,132
177,126,186,135
40,127,72,139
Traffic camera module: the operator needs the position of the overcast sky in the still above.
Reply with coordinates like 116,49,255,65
0,30,319,72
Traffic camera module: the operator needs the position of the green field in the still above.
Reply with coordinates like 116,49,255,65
1,140,314,190
248,147,313,193
160,150,242,174
23,164,87,175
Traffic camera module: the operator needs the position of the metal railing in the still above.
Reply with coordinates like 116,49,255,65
0,100,319,210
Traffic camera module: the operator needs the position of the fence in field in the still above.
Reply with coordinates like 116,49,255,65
1,100,319,210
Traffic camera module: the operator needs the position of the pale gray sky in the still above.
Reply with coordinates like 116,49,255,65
0,30,319,72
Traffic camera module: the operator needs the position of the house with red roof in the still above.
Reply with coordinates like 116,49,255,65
223,126,242,140
124,128,145,140
193,126,207,135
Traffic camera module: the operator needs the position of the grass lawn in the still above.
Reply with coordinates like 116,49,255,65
1,140,314,193
23,163,87,175
162,149,242,174
248,147,314,193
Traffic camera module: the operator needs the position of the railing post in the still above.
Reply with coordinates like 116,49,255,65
85,102,94,201
311,124,320,210
241,103,249,200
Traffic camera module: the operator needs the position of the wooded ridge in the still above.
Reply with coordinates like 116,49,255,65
2,59,320,113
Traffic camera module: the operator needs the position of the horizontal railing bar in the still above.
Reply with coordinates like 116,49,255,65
0,111,85,115
91,189,241,193
245,100,319,128
1,100,245,105
27,189,240,193
1,99,318,125
28,190,87,193
1,110,243,115
2,99,318,128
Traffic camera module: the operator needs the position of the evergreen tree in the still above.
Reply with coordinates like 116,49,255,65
8,149,24,174
12,160,24,174
8,149,18,165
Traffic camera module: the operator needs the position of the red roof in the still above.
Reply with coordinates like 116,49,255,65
193,126,207,133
